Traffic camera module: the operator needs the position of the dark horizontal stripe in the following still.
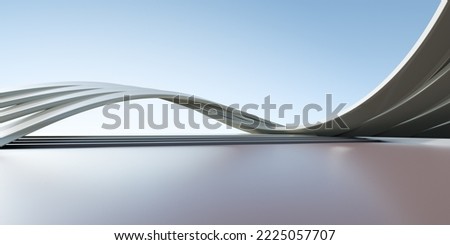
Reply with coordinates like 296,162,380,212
2,135,375,149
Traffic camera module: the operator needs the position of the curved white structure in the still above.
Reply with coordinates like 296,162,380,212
0,82,282,147
1,1,450,147
295,0,450,137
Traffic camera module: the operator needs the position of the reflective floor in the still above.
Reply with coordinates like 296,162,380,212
1,138,450,224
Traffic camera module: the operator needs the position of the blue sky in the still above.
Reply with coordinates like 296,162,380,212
0,0,441,134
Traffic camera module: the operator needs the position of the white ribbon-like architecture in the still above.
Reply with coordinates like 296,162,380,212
1,1,450,147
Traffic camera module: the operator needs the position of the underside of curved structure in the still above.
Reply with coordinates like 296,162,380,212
1,1,450,147
0,82,282,147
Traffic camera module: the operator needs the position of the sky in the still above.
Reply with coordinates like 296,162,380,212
0,0,442,135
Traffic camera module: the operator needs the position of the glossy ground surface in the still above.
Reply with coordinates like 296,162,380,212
1,138,449,224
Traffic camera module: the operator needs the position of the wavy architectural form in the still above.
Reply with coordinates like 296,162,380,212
0,82,282,147
1,1,450,147
295,0,450,137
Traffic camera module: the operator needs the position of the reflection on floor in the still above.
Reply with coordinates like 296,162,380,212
0,138,449,224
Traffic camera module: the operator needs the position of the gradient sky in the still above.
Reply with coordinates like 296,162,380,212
0,0,441,134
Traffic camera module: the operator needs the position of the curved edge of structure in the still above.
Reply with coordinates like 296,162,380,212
340,0,448,117
0,82,282,146
294,0,450,136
